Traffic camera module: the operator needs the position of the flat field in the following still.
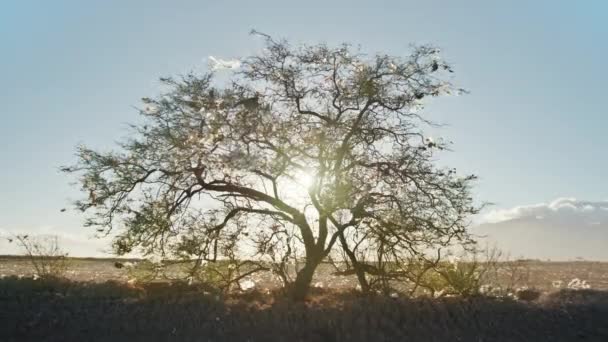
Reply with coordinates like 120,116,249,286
2,256,608,291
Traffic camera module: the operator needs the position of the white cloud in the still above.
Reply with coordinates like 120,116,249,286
582,204,595,212
474,197,608,260
481,197,608,225
208,56,241,71
481,202,547,223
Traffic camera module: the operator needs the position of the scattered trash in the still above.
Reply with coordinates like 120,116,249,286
567,278,591,290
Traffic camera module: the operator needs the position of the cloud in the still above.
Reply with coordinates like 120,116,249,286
481,197,608,225
473,197,608,260
208,56,241,71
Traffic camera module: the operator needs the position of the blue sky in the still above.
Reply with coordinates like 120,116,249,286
1,0,606,257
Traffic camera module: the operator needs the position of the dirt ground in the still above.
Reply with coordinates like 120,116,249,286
2,256,608,291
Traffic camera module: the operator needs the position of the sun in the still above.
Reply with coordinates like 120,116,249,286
297,171,314,188
280,170,315,203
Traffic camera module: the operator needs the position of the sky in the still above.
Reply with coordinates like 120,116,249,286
0,0,606,258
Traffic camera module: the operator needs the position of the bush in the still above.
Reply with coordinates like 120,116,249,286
515,288,541,302
401,248,502,297
124,259,165,283
7,234,69,278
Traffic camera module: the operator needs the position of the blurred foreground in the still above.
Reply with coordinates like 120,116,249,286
1,275,607,341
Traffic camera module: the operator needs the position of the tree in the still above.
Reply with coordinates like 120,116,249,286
63,31,479,300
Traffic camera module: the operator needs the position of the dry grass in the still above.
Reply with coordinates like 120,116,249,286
2,257,608,341
2,257,608,291
1,276,608,342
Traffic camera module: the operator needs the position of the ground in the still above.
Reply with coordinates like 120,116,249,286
2,256,608,291
2,257,608,341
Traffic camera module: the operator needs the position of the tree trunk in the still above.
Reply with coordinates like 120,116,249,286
290,257,320,301
352,262,371,293
339,232,370,293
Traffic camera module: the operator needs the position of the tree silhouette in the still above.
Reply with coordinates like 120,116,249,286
63,32,479,300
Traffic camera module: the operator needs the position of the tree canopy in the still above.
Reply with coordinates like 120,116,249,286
64,32,479,300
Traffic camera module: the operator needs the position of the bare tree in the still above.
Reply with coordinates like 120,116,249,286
63,31,478,300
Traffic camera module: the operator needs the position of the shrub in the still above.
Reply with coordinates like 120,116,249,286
124,259,165,283
400,248,502,297
8,234,69,278
515,288,541,301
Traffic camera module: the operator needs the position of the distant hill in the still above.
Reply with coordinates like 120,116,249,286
472,216,608,261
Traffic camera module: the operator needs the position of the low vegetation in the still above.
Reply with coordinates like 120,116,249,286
2,239,607,340
1,275,607,342
6,234,69,278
